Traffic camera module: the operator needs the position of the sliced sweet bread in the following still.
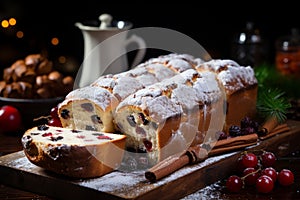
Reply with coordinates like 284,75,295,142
113,69,225,164
58,53,203,132
58,86,119,132
21,125,126,178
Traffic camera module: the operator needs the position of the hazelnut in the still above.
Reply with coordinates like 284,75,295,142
35,75,52,88
0,81,6,96
36,87,52,99
48,71,63,82
63,76,75,91
3,67,14,83
18,69,36,84
36,60,53,75
18,81,33,98
12,61,27,80
11,60,25,70
24,54,43,70
3,82,22,98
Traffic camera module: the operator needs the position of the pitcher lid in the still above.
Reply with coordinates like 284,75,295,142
75,13,132,31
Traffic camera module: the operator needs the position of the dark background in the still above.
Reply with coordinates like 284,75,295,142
0,1,299,76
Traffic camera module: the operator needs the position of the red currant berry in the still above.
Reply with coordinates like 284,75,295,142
256,175,274,193
48,118,62,127
226,175,243,193
236,156,246,174
243,167,260,186
50,106,60,119
241,152,258,168
261,151,276,167
261,167,278,182
278,169,294,186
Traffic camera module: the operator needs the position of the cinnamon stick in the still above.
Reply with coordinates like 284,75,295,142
145,134,257,182
209,141,258,156
145,147,208,182
145,122,291,183
259,116,279,135
213,133,258,149
259,123,290,140
145,154,190,182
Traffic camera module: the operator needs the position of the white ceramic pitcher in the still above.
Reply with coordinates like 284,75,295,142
75,14,146,87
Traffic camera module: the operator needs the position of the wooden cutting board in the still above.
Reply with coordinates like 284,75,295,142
1,120,300,200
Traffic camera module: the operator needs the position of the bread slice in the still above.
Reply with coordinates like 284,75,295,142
58,86,119,132
21,125,126,178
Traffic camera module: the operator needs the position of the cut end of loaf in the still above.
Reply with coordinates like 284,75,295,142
21,125,126,178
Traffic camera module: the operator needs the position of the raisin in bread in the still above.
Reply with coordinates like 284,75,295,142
58,86,119,132
21,125,126,178
195,59,258,133
113,69,225,164
58,53,203,132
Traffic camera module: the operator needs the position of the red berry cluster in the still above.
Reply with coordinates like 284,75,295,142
48,106,62,127
226,150,294,194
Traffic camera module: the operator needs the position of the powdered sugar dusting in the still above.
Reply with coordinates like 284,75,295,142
167,58,193,72
64,86,117,111
112,76,143,101
78,153,234,198
79,171,147,197
196,59,258,94
7,156,36,170
147,95,183,122
145,63,177,81
91,75,116,89
181,181,224,200
144,53,196,65
123,66,149,77
134,74,159,87
172,84,200,110
193,71,222,103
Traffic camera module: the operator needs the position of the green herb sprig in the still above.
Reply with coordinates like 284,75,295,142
255,64,292,124
256,88,291,124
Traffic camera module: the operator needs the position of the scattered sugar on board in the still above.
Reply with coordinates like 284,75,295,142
7,156,36,170
77,153,233,197
181,180,224,200
78,170,148,195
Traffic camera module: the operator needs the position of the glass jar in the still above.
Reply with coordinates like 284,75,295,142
231,22,267,68
275,28,300,77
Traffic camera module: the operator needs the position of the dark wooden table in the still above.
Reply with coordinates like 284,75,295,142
1,121,300,200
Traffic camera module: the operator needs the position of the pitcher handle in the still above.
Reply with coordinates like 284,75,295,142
125,34,146,68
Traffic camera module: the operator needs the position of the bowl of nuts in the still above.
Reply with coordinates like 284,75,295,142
0,53,75,130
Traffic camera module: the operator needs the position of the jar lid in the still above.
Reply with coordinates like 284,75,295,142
276,28,300,50
234,22,263,44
